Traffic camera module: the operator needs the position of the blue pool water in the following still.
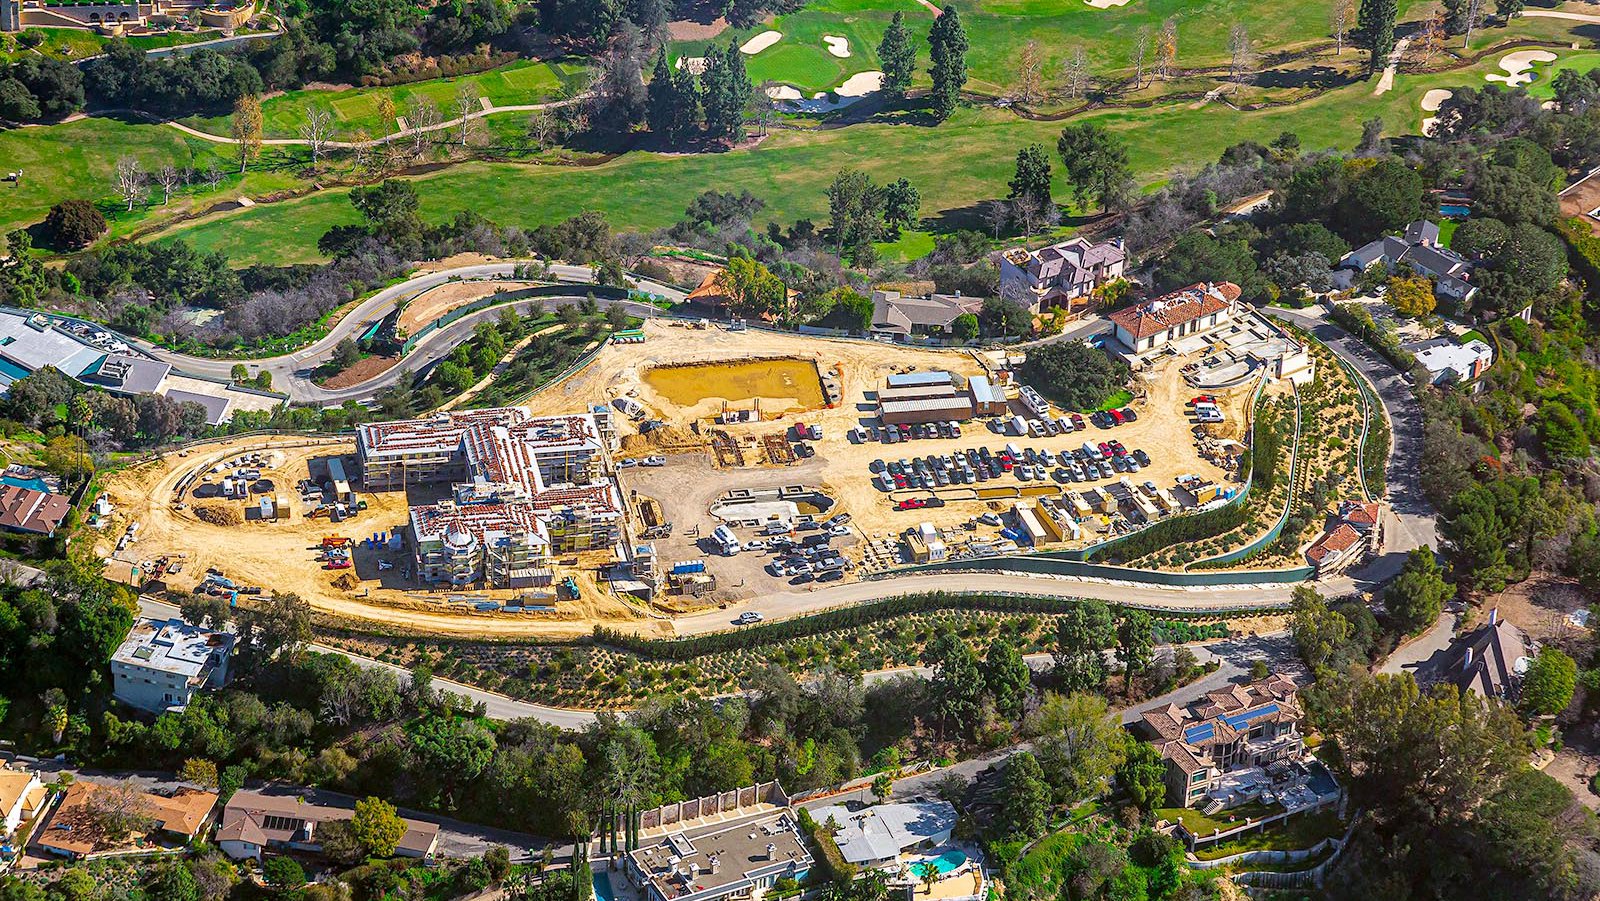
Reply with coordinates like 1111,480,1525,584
1307,761,1339,797
1,475,48,493
920,850,968,876
593,872,616,901
1439,204,1471,219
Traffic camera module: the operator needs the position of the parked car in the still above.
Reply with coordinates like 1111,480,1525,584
641,455,666,466
1120,407,1138,422
736,611,765,624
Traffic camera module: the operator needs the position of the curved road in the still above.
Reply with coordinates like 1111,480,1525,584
132,263,683,404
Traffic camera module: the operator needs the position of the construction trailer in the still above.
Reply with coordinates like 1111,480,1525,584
326,458,356,505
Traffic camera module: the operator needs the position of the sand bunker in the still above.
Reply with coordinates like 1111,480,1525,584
1420,88,1452,137
775,71,884,113
823,35,850,58
1085,0,1133,7
1486,49,1556,86
741,31,781,55
765,84,804,101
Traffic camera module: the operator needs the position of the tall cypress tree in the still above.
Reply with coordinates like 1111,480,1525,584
878,11,916,99
701,44,731,140
1356,0,1397,75
927,5,968,122
672,59,701,139
724,39,752,142
646,47,679,142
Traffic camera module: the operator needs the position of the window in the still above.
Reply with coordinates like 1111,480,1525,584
1191,771,1207,783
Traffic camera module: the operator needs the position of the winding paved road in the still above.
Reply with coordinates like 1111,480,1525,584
133,263,682,404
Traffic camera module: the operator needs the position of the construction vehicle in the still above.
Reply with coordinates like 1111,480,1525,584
322,535,352,549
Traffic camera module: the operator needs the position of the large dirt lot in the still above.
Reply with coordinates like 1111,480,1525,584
396,280,543,335
98,321,1249,639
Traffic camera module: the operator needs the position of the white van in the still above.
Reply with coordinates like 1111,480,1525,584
711,525,740,555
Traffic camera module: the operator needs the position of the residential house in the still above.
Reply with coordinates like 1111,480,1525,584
998,237,1127,313
1306,500,1385,576
1340,220,1478,303
216,788,439,862
1441,609,1529,703
1133,674,1306,809
1108,282,1242,354
0,483,69,537
808,802,957,870
0,767,46,839
111,617,236,714
625,811,811,901
869,291,983,339
35,781,217,860
1404,335,1494,385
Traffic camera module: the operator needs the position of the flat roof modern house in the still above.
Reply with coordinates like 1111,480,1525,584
626,811,812,901
808,802,957,870
110,617,236,714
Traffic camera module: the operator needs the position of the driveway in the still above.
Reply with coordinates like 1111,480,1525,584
1267,305,1438,589
128,263,683,404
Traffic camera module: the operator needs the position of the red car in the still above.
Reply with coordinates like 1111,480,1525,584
1188,395,1216,406
1109,409,1126,425
1098,442,1113,457
1070,414,1086,428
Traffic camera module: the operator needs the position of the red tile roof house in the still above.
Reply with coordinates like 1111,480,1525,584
0,483,69,537
1306,500,1385,576
1133,674,1306,810
1108,283,1242,354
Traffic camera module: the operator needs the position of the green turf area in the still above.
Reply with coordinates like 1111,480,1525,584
1190,809,1345,860
1526,50,1600,99
1437,218,1458,248
0,26,106,61
875,228,937,263
123,30,228,51
180,58,588,140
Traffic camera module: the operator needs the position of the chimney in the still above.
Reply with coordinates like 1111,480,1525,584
709,855,721,875
1463,646,1474,671
766,843,777,860
1489,607,1498,625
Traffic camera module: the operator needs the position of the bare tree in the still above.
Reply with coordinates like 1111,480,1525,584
1156,18,1178,80
1016,39,1043,104
1063,45,1090,100
408,96,442,157
981,199,1009,240
233,93,263,174
1228,23,1256,87
453,83,482,146
1131,27,1152,89
299,104,334,165
1464,0,1485,48
154,165,181,205
349,128,375,172
204,162,225,191
113,156,147,211
526,109,557,151
1415,10,1445,65
83,783,156,843
1010,194,1041,237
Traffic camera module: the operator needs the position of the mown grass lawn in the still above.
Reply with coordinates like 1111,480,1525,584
1190,809,1345,861
179,58,588,140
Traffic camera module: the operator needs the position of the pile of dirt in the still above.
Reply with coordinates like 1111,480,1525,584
621,426,704,453
192,503,242,526
330,572,359,591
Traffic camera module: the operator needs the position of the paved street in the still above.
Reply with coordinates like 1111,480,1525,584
127,263,683,404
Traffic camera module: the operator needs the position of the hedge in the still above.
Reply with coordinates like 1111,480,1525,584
1095,500,1252,566
1557,216,1600,289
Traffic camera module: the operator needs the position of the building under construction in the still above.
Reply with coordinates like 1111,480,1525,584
355,408,623,588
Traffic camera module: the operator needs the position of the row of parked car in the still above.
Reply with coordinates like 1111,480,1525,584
872,440,1156,493
851,421,965,445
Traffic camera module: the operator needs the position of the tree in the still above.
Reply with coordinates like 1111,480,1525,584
408,96,443,156
878,11,916,100
995,751,1049,838
1029,692,1125,803
300,104,334,165
178,758,219,790
827,168,886,262
871,772,893,803
41,200,106,250
1386,273,1436,318
924,632,985,737
1056,122,1132,212
1156,18,1178,80
1063,45,1089,100
1357,0,1399,75
952,312,979,342
332,338,362,371
454,82,483,146
1336,157,1423,240
232,94,263,174
1536,401,1590,461
1227,24,1255,86
1016,342,1130,412
983,638,1032,721
0,78,42,122
1332,0,1355,54
154,165,181,205
880,177,921,239
409,714,497,801
1016,39,1043,104
113,156,147,212
978,296,1033,337
351,796,408,858
1496,0,1523,19
144,862,200,901
1385,548,1453,634
1473,166,1557,226
83,781,155,842
1115,609,1154,685
1521,648,1576,716
1008,143,1053,213
926,5,968,122
1053,600,1115,692
1117,736,1166,812
263,856,307,888
1129,26,1151,89
237,591,313,666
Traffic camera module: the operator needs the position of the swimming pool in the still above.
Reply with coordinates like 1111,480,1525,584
918,850,968,876
1439,204,1471,219
593,872,617,901
1,475,48,493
